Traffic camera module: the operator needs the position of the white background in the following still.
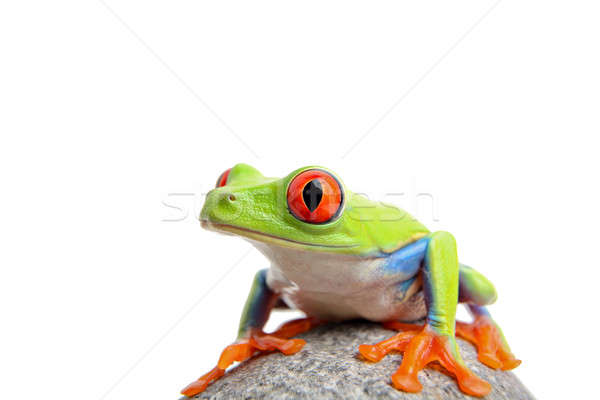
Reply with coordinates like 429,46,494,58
1,1,598,399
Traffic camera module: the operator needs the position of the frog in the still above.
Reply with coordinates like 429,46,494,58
181,163,520,398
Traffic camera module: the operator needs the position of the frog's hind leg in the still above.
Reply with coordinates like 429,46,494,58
181,269,319,397
455,264,521,370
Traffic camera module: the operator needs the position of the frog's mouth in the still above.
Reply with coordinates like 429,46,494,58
200,219,358,250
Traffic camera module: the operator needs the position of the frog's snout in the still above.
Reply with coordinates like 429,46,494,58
200,189,243,226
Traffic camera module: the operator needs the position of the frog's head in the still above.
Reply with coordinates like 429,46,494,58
200,164,428,255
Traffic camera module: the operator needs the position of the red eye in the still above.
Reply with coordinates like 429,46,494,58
215,168,231,188
287,169,344,224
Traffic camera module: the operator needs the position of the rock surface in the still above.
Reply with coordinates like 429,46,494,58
185,321,534,400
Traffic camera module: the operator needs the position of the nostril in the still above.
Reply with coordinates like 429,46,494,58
228,194,236,202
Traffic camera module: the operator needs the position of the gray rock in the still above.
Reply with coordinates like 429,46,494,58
185,321,534,400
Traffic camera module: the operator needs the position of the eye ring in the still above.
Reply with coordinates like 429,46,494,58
286,169,344,224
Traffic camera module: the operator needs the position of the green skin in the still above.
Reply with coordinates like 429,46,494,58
200,163,512,382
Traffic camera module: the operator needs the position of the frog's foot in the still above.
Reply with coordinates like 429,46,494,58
456,316,521,370
181,317,317,397
359,324,491,397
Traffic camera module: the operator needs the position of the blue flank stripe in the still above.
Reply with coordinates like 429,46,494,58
381,237,430,280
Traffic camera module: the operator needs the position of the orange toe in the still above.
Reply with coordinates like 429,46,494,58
359,330,417,362
358,344,386,362
279,338,306,354
456,373,492,397
501,357,522,370
391,371,423,392
181,367,224,397
478,350,503,369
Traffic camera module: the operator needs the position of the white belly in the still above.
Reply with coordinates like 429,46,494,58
252,241,426,322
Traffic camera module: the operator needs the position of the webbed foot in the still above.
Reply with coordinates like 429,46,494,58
181,317,317,397
456,315,521,370
359,323,491,397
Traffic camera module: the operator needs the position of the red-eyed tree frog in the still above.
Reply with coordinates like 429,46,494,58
182,164,520,397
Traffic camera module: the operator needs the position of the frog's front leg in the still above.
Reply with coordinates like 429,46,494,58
181,269,317,397
359,232,491,397
381,265,521,372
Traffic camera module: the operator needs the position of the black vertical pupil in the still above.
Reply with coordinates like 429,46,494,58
302,180,323,212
